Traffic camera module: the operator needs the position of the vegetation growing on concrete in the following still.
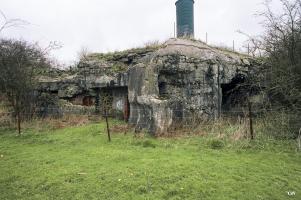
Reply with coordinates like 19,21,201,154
87,41,164,62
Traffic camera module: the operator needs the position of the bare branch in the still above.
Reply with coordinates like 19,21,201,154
0,10,30,34
0,10,7,21
41,41,63,55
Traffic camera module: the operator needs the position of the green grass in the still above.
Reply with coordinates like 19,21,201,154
0,122,300,200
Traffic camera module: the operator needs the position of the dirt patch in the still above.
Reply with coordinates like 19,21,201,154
42,115,90,130
110,124,131,134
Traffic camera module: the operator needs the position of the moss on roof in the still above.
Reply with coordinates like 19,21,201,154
87,43,164,62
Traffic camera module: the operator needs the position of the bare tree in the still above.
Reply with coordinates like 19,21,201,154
77,46,90,61
237,30,264,57
102,88,113,142
77,46,92,90
0,39,49,134
240,0,301,138
260,0,301,63
260,0,301,110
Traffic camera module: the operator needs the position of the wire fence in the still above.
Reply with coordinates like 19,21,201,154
1,106,299,126
1,103,300,137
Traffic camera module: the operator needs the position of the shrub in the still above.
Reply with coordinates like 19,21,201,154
142,140,156,148
137,185,147,194
132,139,156,148
209,139,225,150
259,111,299,139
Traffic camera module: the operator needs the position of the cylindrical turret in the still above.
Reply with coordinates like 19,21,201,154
175,0,194,38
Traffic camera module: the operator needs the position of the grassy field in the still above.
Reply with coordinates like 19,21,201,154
0,121,300,200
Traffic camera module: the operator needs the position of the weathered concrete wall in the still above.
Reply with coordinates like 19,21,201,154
112,87,128,112
38,38,262,135
125,39,261,134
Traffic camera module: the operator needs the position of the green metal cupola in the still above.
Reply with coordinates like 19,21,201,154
175,0,195,38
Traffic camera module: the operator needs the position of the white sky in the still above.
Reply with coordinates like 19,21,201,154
0,0,282,65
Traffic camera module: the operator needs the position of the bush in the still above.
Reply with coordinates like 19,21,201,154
142,140,156,148
209,139,225,150
132,139,156,148
137,186,148,194
259,111,299,139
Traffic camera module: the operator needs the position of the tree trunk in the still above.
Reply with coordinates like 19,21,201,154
17,110,21,135
16,97,21,135
248,96,254,140
95,89,100,114
298,128,301,151
104,106,111,142
18,111,21,135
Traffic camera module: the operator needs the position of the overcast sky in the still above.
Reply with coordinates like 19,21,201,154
1,0,282,65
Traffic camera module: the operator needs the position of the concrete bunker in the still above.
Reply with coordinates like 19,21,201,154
158,73,170,98
83,96,94,106
38,38,262,134
69,94,95,107
221,74,247,113
158,70,188,99
97,86,130,121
